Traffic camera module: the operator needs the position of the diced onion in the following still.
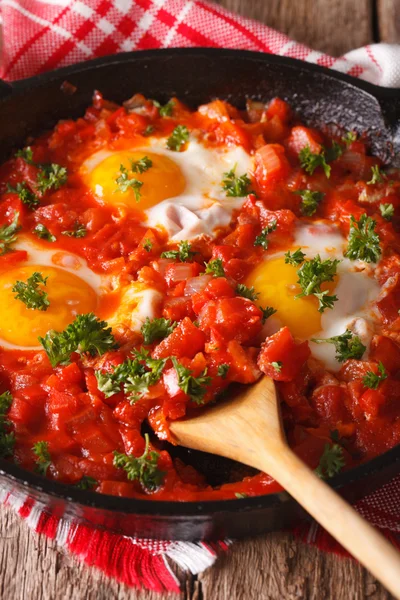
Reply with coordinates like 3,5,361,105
184,275,212,297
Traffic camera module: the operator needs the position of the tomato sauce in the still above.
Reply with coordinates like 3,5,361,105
0,92,399,500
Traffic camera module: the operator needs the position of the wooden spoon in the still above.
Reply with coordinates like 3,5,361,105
170,376,400,599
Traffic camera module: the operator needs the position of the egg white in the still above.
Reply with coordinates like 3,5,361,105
82,137,253,241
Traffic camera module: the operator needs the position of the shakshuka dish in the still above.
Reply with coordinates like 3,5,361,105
0,92,398,501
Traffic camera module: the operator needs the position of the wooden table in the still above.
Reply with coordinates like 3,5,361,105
1,1,399,599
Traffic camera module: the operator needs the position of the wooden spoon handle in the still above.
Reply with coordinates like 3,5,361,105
263,446,400,599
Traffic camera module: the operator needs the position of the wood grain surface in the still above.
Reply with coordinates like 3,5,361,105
1,1,399,599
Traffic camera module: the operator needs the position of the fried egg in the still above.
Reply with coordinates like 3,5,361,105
81,138,253,241
246,221,380,371
0,238,160,350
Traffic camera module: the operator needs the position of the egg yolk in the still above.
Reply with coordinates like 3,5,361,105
85,151,186,210
246,256,336,339
0,265,98,348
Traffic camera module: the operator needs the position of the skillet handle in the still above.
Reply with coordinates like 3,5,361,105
0,79,13,100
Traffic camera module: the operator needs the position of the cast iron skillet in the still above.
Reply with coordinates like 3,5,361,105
0,48,400,541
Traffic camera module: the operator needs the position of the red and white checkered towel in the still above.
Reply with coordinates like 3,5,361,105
1,0,400,593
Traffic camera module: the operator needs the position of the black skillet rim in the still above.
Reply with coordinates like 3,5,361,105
1,47,400,517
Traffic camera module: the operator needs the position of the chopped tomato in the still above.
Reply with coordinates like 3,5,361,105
258,327,311,382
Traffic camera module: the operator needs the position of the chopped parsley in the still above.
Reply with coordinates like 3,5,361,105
205,258,225,278
380,203,394,221
296,189,325,216
315,443,345,479
299,142,343,178
363,362,387,390
130,156,152,174
12,272,49,311
172,357,211,405
37,163,68,194
236,283,259,301
161,240,195,262
271,361,282,373
312,329,366,363
113,433,165,491
367,165,387,185
284,248,306,266
62,223,87,238
342,131,357,146
7,182,40,209
141,317,177,345
344,214,381,263
217,364,230,379
143,125,155,136
115,164,143,200
154,99,175,117
143,239,153,252
222,167,253,197
0,391,15,458
260,306,277,323
33,223,56,242
33,441,52,476
39,313,118,367
254,220,277,249
296,255,340,312
75,476,98,490
15,146,34,164
166,125,189,151
0,211,20,255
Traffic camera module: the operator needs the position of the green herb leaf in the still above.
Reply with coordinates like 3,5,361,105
143,125,154,136
217,364,230,379
7,182,40,209
130,156,152,174
204,258,225,278
115,164,143,200
236,283,259,301
37,163,68,194
222,166,253,197
299,146,330,178
295,189,325,216
15,146,34,164
166,125,189,152
143,239,153,252
271,361,282,373
344,214,381,263
254,220,277,249
312,329,366,362
367,165,387,185
161,240,195,262
62,223,87,238
0,390,14,458
0,211,20,255
260,306,277,324
113,433,165,491
75,476,98,490
172,357,211,405
39,313,118,367
33,441,52,476
315,443,345,479
154,99,175,117
124,349,167,403
380,203,394,221
342,131,357,146
12,271,49,311
33,223,56,242
284,248,306,266
296,254,340,312
141,317,177,345
363,361,388,390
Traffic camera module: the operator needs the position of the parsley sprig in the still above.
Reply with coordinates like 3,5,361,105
0,212,20,255
75,476,98,490
217,364,230,379
33,441,52,476
172,357,211,404
33,223,56,242
113,433,165,491
299,142,342,179
260,306,277,323
141,317,177,345
296,254,340,312
367,165,387,185
161,241,195,262
153,99,174,117
363,362,387,390
62,223,87,238
315,443,345,479
0,391,15,458
236,283,259,301
115,164,143,200
380,203,394,221
7,182,40,210
39,313,118,367
222,166,253,197
37,164,68,194
295,189,325,216
205,258,226,277
130,156,152,174
12,272,49,311
344,214,381,263
312,329,366,362
254,220,277,249
285,248,306,266
166,125,189,151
